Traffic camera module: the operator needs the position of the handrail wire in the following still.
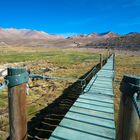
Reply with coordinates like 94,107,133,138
0,80,8,92
29,67,98,92
131,92,140,118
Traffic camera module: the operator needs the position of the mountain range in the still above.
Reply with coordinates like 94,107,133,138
67,32,119,39
0,28,140,49
84,32,140,48
0,28,64,40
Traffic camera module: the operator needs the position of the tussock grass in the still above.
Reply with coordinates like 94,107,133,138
114,54,140,130
0,47,139,139
0,47,100,139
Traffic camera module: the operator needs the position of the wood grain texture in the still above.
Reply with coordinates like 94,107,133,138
8,83,27,140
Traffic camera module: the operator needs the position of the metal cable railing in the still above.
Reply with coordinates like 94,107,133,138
29,66,98,93
0,82,9,131
131,92,140,118
0,54,125,140
0,81,8,92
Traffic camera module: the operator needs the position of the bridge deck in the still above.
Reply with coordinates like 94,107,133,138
49,55,116,140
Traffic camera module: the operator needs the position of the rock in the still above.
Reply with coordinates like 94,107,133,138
43,67,53,72
59,66,67,69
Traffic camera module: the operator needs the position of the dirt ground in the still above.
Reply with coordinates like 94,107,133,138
0,47,140,139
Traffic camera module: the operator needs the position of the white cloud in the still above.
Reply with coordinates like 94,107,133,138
60,32,78,38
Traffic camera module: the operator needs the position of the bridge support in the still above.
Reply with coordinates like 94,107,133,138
100,54,103,68
6,68,28,140
113,53,115,71
117,75,140,140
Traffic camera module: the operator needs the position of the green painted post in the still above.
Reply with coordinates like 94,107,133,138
117,75,140,140
6,68,29,140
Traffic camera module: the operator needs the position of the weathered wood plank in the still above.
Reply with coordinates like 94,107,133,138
65,111,115,129
50,126,109,140
80,94,114,103
49,55,116,140
70,106,114,120
73,101,114,113
77,98,114,108
59,118,116,139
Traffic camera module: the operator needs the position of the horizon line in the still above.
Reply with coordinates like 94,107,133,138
0,26,140,37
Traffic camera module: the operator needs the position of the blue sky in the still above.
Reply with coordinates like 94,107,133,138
0,0,140,36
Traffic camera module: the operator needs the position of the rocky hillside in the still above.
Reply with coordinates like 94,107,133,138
0,28,139,49
85,32,140,48
67,32,119,39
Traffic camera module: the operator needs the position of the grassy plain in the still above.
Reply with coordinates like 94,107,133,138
0,47,100,139
0,46,140,139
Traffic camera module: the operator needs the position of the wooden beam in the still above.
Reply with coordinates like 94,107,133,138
117,75,140,140
7,68,27,140
100,54,103,68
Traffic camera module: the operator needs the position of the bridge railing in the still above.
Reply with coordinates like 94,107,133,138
0,53,113,140
117,75,140,140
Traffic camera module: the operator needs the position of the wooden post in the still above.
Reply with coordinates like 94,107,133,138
113,53,115,71
112,53,115,81
107,49,110,58
100,54,103,68
117,75,140,140
7,68,28,140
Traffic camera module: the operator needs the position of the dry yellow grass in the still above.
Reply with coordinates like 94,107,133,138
114,53,140,130
0,47,100,139
0,47,140,139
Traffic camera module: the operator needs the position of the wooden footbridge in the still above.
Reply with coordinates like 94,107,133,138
1,53,140,140
49,55,116,140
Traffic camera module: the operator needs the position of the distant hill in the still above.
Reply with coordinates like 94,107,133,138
0,28,64,40
0,28,65,47
67,32,119,39
0,28,139,49
85,32,140,48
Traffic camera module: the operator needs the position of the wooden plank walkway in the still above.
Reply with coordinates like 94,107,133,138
49,55,116,140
